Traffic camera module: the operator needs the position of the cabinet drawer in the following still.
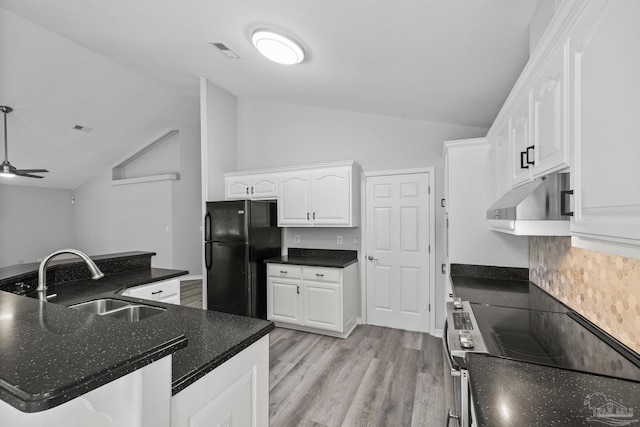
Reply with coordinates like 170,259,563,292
126,278,179,301
303,267,340,283
267,264,302,279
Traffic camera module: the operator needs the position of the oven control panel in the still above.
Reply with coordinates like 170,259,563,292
446,301,488,358
452,312,473,330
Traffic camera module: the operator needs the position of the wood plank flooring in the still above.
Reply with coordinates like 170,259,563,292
180,279,202,308
269,326,446,427
178,282,446,426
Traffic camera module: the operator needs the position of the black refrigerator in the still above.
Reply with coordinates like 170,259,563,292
204,200,281,319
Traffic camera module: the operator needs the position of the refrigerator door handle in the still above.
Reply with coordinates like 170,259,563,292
204,211,212,241
205,242,212,270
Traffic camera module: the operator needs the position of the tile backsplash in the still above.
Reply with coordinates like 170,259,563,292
530,236,640,354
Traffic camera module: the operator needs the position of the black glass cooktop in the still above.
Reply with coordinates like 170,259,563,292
470,303,640,382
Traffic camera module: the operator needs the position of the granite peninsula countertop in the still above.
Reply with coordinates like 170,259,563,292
0,252,274,412
467,353,640,427
266,248,358,268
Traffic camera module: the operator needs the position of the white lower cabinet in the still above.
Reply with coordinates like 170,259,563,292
0,356,172,427
120,278,180,305
267,262,357,338
171,335,270,427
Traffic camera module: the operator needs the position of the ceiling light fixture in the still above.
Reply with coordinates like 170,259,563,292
251,29,305,65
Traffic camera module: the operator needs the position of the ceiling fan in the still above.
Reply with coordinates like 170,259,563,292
0,106,49,179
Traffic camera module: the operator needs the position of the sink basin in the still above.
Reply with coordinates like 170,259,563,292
69,298,166,322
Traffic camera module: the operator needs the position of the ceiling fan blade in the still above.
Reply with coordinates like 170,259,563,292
15,168,49,173
14,171,45,178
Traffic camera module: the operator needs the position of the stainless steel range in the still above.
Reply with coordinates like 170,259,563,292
443,298,487,427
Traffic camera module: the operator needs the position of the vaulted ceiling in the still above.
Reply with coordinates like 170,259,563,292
0,0,540,189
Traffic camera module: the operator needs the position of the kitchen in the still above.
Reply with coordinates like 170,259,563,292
1,0,639,426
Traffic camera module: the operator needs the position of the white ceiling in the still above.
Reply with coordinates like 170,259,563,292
0,0,540,190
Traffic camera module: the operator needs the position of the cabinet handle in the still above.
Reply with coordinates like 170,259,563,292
316,273,324,277
520,151,529,169
151,290,163,295
280,270,288,274
561,190,574,216
441,198,446,208
313,212,316,220
296,286,300,294
526,145,535,166
246,187,249,194
251,187,254,194
307,212,310,220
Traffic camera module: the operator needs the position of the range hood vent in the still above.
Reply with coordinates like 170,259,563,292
486,173,571,236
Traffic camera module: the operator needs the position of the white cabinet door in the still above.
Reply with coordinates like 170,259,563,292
225,176,251,200
303,281,341,332
312,168,352,225
510,92,533,187
278,173,312,226
531,41,569,178
570,0,640,256
492,119,511,200
267,277,303,325
250,174,278,199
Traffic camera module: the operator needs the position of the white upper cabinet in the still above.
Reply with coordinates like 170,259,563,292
278,173,313,225
225,173,278,200
509,92,533,187
530,41,570,178
278,164,360,227
569,0,640,257
225,161,360,227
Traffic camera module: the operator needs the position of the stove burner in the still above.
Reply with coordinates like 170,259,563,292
493,329,568,365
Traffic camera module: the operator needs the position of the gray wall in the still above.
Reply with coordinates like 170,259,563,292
236,97,488,330
0,185,75,266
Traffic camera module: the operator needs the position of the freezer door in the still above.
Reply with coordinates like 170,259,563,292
207,242,250,316
206,200,249,243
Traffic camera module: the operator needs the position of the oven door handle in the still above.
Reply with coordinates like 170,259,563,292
442,320,460,377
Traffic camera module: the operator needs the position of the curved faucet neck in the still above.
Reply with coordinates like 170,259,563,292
37,249,105,301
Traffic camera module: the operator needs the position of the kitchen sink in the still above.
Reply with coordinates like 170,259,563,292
69,298,165,322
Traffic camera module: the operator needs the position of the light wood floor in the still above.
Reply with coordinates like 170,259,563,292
269,326,445,427
180,279,203,308
179,281,446,426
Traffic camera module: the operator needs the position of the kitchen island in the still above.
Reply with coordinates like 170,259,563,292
0,251,274,426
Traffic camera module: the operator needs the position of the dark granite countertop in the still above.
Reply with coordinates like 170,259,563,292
467,353,640,427
0,290,187,413
450,264,569,312
0,252,274,412
266,248,358,268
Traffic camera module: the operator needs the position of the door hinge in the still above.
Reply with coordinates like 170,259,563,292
429,304,431,312
428,186,431,195
428,244,431,253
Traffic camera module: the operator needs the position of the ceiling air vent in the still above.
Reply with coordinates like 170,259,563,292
73,125,93,133
209,42,241,59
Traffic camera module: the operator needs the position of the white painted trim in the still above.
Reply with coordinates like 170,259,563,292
225,160,359,177
361,167,437,336
363,167,430,178
199,77,209,310
110,173,179,186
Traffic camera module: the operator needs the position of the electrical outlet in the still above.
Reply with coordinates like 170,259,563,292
337,236,342,245
294,235,300,243
353,237,359,245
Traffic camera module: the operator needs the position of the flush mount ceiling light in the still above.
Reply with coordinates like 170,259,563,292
251,29,305,65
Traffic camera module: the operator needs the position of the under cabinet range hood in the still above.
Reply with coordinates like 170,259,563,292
486,173,571,236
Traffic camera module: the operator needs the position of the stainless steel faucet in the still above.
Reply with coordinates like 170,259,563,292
37,249,104,301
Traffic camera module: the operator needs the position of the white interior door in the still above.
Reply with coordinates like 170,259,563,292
365,172,431,332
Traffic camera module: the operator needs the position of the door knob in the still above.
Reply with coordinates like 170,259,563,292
367,256,379,261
